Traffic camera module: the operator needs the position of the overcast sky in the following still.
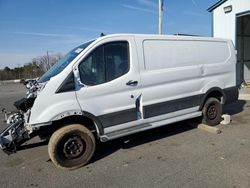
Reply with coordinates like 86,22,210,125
0,0,218,69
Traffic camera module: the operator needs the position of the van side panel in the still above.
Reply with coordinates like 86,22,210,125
140,38,235,121
200,40,237,98
143,40,231,70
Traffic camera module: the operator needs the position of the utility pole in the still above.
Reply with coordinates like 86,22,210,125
18,63,20,79
158,0,163,34
47,50,50,67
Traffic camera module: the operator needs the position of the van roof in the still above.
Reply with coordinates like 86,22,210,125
97,33,231,42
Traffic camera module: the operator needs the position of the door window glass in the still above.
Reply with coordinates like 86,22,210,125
79,41,129,85
105,42,129,81
79,47,105,85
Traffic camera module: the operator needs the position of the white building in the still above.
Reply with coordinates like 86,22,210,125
208,0,250,85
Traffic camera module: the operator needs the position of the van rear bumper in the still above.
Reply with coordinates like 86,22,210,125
224,87,239,104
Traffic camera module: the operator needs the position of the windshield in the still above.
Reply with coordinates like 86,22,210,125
38,40,94,83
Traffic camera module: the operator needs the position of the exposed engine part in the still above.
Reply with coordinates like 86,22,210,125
0,79,41,154
14,98,35,112
0,113,30,154
24,79,39,99
13,79,39,113
24,79,38,89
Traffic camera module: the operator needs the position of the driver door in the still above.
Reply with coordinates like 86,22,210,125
74,37,142,131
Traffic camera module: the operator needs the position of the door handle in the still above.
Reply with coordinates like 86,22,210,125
126,80,138,86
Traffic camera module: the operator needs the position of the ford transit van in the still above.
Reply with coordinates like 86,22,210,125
0,34,238,169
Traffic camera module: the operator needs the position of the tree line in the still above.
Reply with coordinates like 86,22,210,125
0,53,63,81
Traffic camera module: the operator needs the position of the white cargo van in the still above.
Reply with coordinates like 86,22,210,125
0,34,238,169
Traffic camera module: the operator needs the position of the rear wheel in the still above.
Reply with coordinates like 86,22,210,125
48,124,95,170
201,97,222,126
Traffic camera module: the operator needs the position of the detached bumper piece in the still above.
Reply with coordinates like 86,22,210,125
0,113,30,154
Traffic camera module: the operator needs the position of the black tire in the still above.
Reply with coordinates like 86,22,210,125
201,97,222,126
48,124,96,170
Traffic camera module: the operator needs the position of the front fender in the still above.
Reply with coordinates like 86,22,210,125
29,91,81,125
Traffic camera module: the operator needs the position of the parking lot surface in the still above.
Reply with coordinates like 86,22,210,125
0,84,250,188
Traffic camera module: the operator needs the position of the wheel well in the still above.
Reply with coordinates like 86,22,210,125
57,115,97,131
206,91,224,103
200,89,225,110
38,115,99,140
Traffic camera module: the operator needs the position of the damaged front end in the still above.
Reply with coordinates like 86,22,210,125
0,79,41,154
0,112,30,154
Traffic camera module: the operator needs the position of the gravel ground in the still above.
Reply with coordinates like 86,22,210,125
0,84,250,188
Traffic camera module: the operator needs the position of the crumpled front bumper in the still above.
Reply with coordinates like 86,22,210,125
0,121,20,149
0,113,30,154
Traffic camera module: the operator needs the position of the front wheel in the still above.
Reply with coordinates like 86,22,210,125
48,124,96,170
201,97,222,126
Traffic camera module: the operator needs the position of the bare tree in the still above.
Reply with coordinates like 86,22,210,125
0,63,43,80
33,53,63,72
0,53,64,81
